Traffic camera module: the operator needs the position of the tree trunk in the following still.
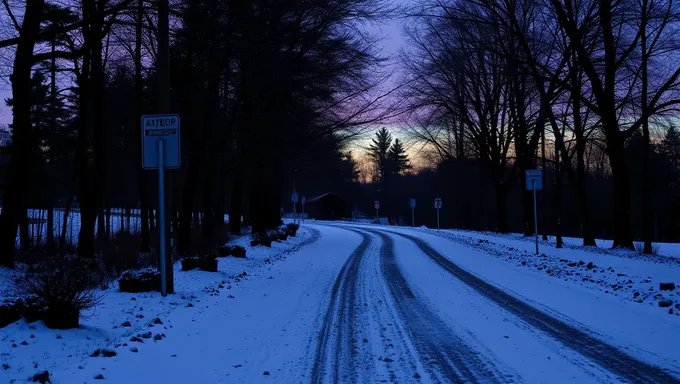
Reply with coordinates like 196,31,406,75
46,205,54,250
77,0,96,258
135,0,150,251
202,165,214,238
555,138,563,248
106,206,112,237
0,0,46,267
230,177,243,234
607,133,634,249
541,119,548,241
149,208,155,233
495,183,509,233
640,0,653,254
178,162,200,250
19,209,29,252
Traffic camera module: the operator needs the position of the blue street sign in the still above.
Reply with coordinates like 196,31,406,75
526,169,543,191
142,114,181,169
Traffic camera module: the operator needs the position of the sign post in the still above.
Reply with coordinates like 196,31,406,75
434,198,443,230
292,192,299,225
526,169,543,255
142,114,181,297
301,196,306,223
410,198,416,227
374,200,380,221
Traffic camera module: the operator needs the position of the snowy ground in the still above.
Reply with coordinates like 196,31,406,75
0,227,317,383
2,222,679,383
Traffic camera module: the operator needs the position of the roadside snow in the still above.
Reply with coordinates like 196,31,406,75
48,225,357,384
419,229,680,321
0,227,318,383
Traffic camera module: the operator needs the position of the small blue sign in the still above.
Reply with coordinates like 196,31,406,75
142,114,181,169
410,198,416,208
292,192,299,203
526,169,543,191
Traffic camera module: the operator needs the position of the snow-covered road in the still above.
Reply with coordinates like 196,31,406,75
5,223,680,383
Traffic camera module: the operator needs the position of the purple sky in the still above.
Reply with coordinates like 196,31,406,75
0,9,406,126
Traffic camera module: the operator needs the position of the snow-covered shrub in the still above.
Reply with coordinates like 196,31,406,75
285,223,300,237
118,267,160,293
217,245,246,258
13,254,105,329
181,248,219,272
250,233,272,247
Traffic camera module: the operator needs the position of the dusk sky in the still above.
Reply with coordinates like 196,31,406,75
0,6,406,127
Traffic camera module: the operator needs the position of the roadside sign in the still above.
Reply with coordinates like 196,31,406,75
301,196,306,205
526,169,543,191
410,198,416,208
374,201,380,209
434,198,443,209
292,192,299,203
526,169,542,254
142,114,180,169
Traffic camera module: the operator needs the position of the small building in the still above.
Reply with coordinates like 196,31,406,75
305,193,350,221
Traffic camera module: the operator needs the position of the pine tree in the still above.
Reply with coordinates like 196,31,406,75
388,138,410,176
367,128,393,183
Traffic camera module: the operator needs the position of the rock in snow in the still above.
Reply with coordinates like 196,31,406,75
660,282,676,291
658,300,674,308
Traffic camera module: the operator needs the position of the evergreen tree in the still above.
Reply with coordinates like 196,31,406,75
367,128,393,183
388,138,410,176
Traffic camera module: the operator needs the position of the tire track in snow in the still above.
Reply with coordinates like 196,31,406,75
311,230,372,384
368,230,510,383
390,230,680,384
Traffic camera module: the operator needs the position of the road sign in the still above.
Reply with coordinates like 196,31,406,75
374,201,380,209
410,198,416,208
525,169,542,254
526,169,543,191
142,114,180,169
301,196,306,205
434,198,442,230
292,192,299,203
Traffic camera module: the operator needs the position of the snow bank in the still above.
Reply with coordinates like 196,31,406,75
0,227,319,383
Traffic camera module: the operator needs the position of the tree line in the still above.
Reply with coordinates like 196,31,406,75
0,0,390,268
393,0,680,251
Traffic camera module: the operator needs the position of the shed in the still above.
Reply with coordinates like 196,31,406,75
305,193,350,221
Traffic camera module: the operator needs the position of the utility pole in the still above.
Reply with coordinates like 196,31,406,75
158,0,173,294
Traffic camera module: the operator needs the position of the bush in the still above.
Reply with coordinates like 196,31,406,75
285,223,300,237
13,254,105,329
250,233,272,247
216,245,246,258
181,248,219,272
118,268,161,293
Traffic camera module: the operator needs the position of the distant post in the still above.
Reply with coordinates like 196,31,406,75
526,169,543,254
434,198,443,230
301,196,306,223
374,200,380,221
292,192,299,225
410,198,416,227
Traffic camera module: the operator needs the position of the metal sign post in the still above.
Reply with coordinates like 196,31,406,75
410,198,416,227
434,198,443,230
374,200,380,221
142,114,181,297
526,169,543,255
292,192,299,225
301,196,306,223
